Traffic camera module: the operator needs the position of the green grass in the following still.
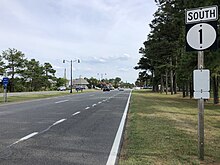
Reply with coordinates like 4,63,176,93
0,89,97,104
119,90,220,165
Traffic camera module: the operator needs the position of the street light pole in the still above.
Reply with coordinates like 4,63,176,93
70,60,73,93
63,59,80,93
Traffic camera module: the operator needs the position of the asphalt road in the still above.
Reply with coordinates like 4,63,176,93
0,90,131,165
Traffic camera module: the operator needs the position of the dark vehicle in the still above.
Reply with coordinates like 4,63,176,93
103,86,110,91
75,86,84,92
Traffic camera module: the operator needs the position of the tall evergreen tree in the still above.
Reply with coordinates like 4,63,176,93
2,48,25,92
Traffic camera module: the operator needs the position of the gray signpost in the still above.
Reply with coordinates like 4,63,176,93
185,5,218,160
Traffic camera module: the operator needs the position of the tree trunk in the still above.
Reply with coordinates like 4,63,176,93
186,80,189,97
160,74,164,93
170,58,174,95
182,82,186,98
165,70,168,95
173,70,177,94
213,75,219,104
189,80,193,98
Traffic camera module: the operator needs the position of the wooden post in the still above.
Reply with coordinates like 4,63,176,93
198,51,204,160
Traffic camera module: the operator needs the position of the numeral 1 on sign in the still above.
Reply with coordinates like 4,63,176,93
199,25,203,45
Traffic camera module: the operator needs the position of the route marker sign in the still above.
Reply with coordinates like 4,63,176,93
185,5,218,51
2,77,9,88
185,5,219,160
185,5,218,24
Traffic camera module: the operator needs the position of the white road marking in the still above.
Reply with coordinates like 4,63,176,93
98,101,102,104
89,94,95,97
92,104,96,107
12,132,39,145
106,91,132,165
85,107,90,110
55,100,69,104
72,111,80,116
52,119,66,126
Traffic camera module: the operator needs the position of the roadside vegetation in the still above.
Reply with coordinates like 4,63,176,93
0,48,134,92
119,90,220,165
135,0,220,104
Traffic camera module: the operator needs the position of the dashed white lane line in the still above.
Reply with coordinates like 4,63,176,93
72,111,80,116
55,100,69,104
85,107,90,110
52,119,67,126
98,101,102,104
92,104,96,107
11,132,39,146
9,111,84,147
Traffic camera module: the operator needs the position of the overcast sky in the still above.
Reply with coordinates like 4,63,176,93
0,0,157,83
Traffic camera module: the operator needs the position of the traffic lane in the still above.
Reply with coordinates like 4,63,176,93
0,90,104,115
0,90,130,165
0,91,122,147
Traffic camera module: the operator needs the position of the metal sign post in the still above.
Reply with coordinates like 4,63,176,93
198,51,204,160
3,86,7,103
185,5,218,160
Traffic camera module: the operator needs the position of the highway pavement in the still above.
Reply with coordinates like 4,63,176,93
0,90,131,165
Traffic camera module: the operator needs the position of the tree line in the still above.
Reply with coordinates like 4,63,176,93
135,0,220,104
85,77,134,89
0,48,64,92
0,48,132,92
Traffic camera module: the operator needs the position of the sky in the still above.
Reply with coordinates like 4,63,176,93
0,0,157,83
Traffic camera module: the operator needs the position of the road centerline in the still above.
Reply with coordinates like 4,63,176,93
72,111,80,116
11,132,39,146
52,119,67,126
55,100,69,104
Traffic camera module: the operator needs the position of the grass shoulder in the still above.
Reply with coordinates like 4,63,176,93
119,90,220,165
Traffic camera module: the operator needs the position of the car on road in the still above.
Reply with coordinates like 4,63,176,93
118,87,124,91
75,86,84,92
103,86,110,92
57,86,66,91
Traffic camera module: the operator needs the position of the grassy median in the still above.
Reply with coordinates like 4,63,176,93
119,90,220,165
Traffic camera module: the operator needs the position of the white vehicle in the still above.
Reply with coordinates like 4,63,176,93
57,86,66,91
118,87,124,91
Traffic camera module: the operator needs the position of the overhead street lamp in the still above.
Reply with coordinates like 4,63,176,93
63,59,80,93
97,73,107,81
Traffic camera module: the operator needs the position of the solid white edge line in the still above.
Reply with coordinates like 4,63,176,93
12,132,39,145
52,119,66,126
106,91,132,165
55,100,69,104
72,111,80,116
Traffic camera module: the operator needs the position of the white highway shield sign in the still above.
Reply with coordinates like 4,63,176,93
186,23,216,50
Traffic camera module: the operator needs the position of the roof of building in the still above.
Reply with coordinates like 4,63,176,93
72,78,89,85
